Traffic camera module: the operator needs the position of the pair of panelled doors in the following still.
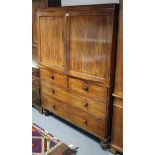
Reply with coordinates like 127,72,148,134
38,8,114,86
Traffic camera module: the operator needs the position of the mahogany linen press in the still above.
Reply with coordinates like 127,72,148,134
37,4,118,149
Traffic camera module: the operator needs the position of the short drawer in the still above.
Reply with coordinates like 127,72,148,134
69,92,107,120
32,77,39,87
42,95,105,138
68,77,107,101
40,68,67,87
40,80,69,104
32,68,39,77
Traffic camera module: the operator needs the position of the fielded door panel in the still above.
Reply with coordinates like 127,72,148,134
39,13,66,72
68,11,114,85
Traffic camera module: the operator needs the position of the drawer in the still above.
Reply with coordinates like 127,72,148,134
68,77,107,101
32,77,39,87
40,80,69,104
32,95,41,107
42,95,105,138
69,92,107,120
32,85,40,97
32,68,39,77
40,68,67,88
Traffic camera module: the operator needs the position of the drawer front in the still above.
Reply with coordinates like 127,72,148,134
40,80,69,104
32,77,39,87
42,95,105,138
69,77,107,101
32,68,39,77
69,92,107,120
32,95,41,107
40,68,67,87
32,85,40,97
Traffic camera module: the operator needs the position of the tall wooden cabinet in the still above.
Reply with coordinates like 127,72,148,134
37,4,118,149
110,0,123,154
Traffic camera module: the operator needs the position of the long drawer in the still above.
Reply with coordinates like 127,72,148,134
40,80,69,104
41,94,105,138
69,91,107,120
40,68,67,88
68,77,107,101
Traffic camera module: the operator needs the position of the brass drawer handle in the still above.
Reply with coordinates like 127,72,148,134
65,13,69,16
52,104,56,109
51,88,55,94
51,75,54,80
83,102,88,107
83,119,87,125
83,86,89,91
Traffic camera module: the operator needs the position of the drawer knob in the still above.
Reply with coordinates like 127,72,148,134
65,13,69,16
51,88,55,94
52,105,56,109
83,102,88,107
83,119,87,125
83,86,89,91
51,75,54,80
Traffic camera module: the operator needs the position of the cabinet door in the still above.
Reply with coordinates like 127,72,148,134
68,10,114,85
39,12,66,72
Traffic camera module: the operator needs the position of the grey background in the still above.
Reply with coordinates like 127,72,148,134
62,0,119,6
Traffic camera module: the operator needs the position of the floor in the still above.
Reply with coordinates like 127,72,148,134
32,107,118,155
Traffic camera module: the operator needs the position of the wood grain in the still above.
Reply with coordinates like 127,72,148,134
110,0,123,153
110,98,123,153
68,77,108,101
32,68,41,109
32,67,39,77
41,94,105,138
32,76,40,87
40,80,69,104
69,91,107,120
40,67,67,88
69,12,113,85
37,4,119,145
39,14,66,72
32,0,47,47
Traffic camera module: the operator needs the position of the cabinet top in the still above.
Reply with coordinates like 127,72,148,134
37,3,119,13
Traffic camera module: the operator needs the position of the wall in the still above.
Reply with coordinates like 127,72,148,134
62,0,119,6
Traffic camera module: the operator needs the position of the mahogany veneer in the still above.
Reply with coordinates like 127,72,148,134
37,4,118,149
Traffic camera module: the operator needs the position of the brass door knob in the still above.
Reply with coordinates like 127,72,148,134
51,75,54,80
83,119,87,125
83,102,88,107
52,105,56,109
83,85,88,91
